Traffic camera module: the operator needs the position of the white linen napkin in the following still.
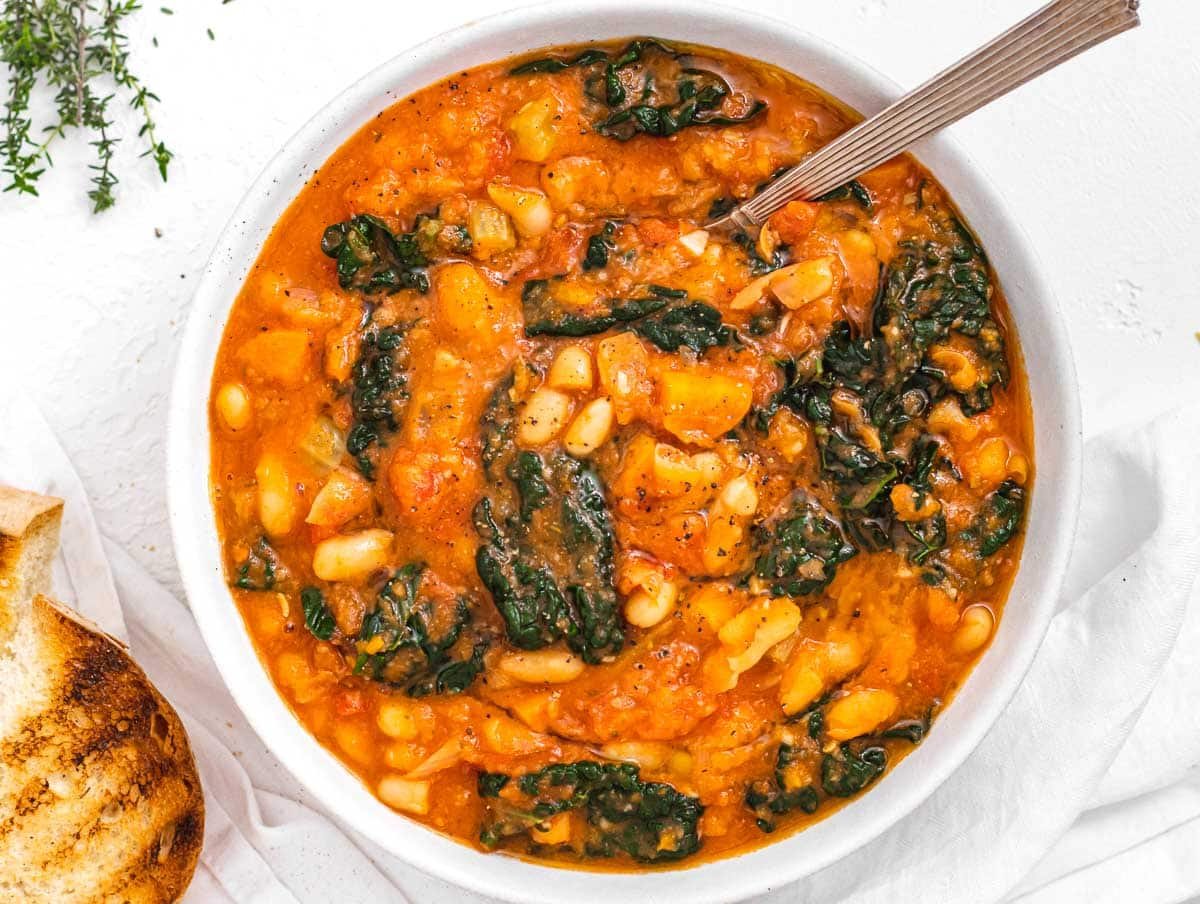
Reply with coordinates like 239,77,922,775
1,392,1197,904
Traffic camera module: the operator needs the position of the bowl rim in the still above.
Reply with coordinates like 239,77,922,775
167,2,1082,902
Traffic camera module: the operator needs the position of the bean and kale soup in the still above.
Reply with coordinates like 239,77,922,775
210,39,1032,868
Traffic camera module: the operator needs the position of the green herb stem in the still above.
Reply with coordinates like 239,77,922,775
1,0,172,211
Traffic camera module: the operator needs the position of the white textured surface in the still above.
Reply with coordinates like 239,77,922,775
0,0,1196,594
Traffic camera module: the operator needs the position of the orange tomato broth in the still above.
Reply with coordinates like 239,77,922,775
209,38,1032,868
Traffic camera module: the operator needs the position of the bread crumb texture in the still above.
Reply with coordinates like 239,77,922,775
0,597,203,902
0,485,63,650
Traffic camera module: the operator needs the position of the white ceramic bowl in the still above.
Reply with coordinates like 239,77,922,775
168,3,1082,901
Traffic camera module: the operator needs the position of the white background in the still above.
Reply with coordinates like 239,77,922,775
0,2,1196,900
0,0,1195,593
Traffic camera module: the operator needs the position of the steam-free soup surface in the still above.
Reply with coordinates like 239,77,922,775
210,38,1031,868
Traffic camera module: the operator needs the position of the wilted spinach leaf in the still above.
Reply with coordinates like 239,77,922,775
233,537,281,591
511,39,766,142
479,760,703,862
583,220,619,270
473,376,624,662
821,742,888,797
523,282,733,355
300,587,336,640
753,493,857,597
815,179,873,212
353,563,488,697
320,213,429,295
964,479,1025,557
744,743,820,833
345,323,410,479
631,301,735,354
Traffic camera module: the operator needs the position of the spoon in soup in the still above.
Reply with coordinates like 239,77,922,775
707,0,1140,232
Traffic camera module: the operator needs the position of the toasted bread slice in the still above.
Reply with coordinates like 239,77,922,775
0,484,63,649
0,484,204,903
0,596,204,903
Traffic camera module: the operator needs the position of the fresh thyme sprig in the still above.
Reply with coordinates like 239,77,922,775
0,0,172,212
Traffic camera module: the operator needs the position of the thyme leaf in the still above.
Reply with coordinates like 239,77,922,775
1,0,173,212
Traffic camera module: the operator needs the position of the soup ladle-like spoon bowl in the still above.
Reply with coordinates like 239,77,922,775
707,0,1140,233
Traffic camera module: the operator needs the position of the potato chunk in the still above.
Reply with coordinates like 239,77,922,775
507,96,558,162
306,467,372,529
237,330,311,386
826,688,899,741
433,262,499,347
660,370,753,444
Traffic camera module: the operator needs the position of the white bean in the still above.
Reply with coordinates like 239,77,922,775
517,388,572,446
378,776,430,815
624,579,678,628
255,452,297,538
312,529,393,582
498,649,585,684
563,398,614,457
953,604,995,654
547,346,594,391
215,383,252,430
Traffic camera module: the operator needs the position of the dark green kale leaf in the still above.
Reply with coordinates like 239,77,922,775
631,301,735,354
747,341,901,550
478,772,510,796
820,321,884,394
744,743,820,833
300,587,336,640
353,563,488,697
896,435,948,564
407,642,488,697
510,47,619,75
749,351,825,432
748,308,783,336
478,761,703,863
412,210,472,257
511,39,766,142
345,323,410,479
815,179,874,212
905,512,947,565
473,377,624,662
746,707,931,833
708,195,737,220
906,432,942,490
233,537,282,591
963,479,1025,557
594,84,766,141
816,423,898,511
821,322,941,450
752,493,857,597
821,742,888,797
522,282,733,355
880,711,933,745
731,228,790,276
521,279,668,338
749,295,1003,562
507,451,551,522
791,693,831,738
874,215,1006,414
320,213,429,295
583,220,619,270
